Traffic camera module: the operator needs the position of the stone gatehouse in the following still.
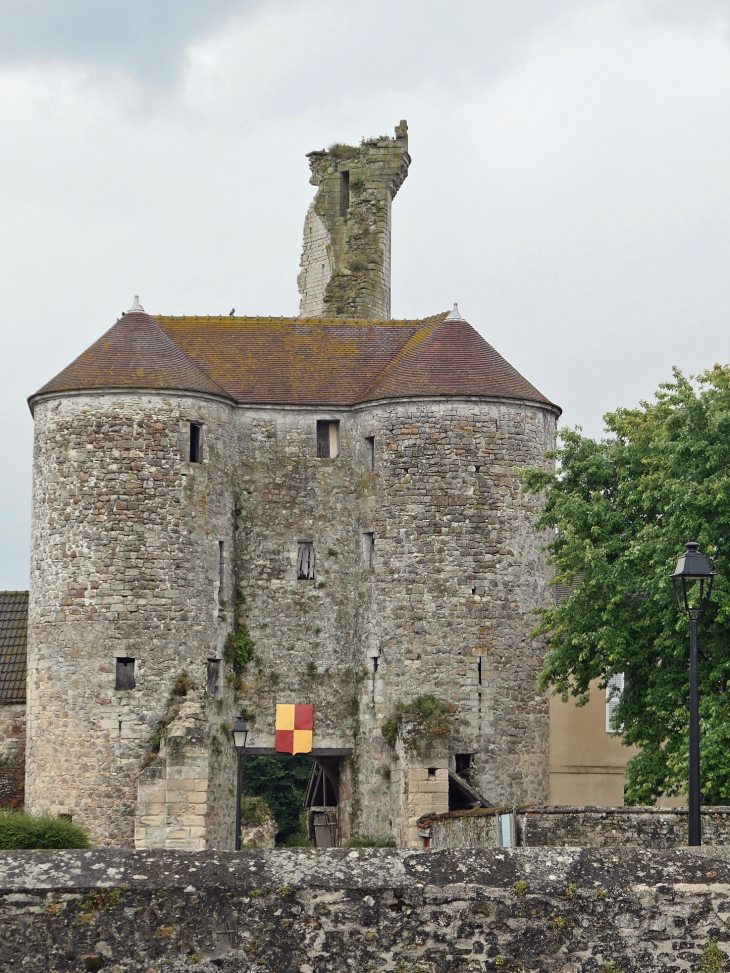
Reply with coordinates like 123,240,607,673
23,122,560,849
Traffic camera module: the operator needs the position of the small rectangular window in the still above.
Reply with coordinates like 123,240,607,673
316,420,340,458
189,423,202,463
606,673,625,733
297,542,316,580
115,657,135,691
365,436,374,471
362,532,374,568
218,541,225,601
207,659,221,699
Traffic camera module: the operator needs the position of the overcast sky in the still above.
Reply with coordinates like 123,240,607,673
2,0,730,589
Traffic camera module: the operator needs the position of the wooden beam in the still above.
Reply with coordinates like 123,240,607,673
238,747,353,757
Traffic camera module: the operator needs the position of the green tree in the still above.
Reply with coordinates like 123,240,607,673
522,366,730,804
240,755,311,843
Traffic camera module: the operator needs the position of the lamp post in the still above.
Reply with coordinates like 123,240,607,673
231,715,248,851
670,542,715,847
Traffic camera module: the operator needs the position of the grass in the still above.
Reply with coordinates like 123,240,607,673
0,810,91,849
344,834,396,848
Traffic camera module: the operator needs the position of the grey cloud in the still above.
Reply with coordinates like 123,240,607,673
0,0,258,82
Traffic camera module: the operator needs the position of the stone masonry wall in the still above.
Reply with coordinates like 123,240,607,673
298,121,410,319
423,805,730,851
3,847,730,972
28,389,556,848
354,399,557,838
0,704,25,808
26,392,238,847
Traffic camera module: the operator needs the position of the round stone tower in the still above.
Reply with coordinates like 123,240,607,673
26,303,237,845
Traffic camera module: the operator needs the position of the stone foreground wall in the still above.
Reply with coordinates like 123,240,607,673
1,847,730,972
426,805,730,851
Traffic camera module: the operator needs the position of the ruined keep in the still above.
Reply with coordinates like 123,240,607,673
24,122,560,850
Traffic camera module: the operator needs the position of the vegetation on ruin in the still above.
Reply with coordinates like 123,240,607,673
0,810,91,849
350,175,365,194
240,795,273,826
326,142,358,158
224,621,254,685
381,694,453,749
171,671,196,697
522,366,730,804
701,939,725,973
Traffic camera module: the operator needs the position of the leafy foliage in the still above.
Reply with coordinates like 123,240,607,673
171,671,196,697
224,623,254,675
382,694,453,749
0,810,91,849
240,755,311,844
701,939,725,973
240,795,273,826
522,367,730,803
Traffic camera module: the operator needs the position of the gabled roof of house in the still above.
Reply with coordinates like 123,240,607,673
30,309,559,411
0,592,28,705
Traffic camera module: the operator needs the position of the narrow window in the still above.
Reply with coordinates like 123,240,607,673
115,657,135,691
316,420,340,458
427,767,437,780
362,532,374,568
297,542,316,580
606,673,625,733
207,659,221,699
365,436,374,471
340,170,350,216
218,541,225,601
455,753,473,776
189,422,202,463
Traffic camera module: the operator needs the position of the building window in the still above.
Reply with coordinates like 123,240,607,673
218,541,225,601
115,658,136,691
297,542,316,580
365,436,374,471
317,420,340,458
207,659,221,699
362,532,374,568
606,673,625,733
189,422,202,463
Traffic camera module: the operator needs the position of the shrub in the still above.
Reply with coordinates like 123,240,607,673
344,834,396,848
382,694,453,749
171,671,196,697
0,810,91,849
224,622,254,675
701,940,724,973
240,795,272,826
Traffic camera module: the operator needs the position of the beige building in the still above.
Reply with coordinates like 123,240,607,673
549,678,633,805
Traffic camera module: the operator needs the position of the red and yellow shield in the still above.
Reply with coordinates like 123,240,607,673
275,704,313,754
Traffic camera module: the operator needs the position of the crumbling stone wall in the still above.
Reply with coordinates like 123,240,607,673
298,121,410,319
2,846,730,972
26,392,238,847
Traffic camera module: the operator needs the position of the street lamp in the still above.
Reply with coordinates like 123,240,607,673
670,541,715,847
231,715,248,851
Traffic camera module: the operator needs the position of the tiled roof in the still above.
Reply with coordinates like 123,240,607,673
31,311,559,410
0,592,27,705
32,312,233,402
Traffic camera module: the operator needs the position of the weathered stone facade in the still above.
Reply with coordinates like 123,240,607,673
298,121,410,319
25,123,560,849
0,705,25,809
3,846,730,972
26,389,557,847
26,392,237,846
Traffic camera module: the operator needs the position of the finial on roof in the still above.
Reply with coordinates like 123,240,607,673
445,303,465,321
129,295,144,313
